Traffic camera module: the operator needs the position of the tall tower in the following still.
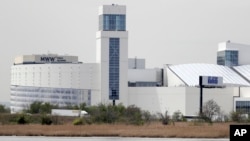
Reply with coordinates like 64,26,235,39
96,4,128,106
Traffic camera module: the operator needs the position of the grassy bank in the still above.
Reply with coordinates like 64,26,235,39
0,122,229,138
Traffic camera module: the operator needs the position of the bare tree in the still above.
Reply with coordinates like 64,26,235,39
201,99,221,122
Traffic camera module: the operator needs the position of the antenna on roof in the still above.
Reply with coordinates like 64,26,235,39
134,56,137,69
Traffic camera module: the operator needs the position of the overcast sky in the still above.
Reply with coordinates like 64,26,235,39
1,0,250,102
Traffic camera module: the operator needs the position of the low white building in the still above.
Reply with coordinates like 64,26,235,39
10,54,101,113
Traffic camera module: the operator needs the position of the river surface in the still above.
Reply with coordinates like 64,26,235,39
0,136,229,141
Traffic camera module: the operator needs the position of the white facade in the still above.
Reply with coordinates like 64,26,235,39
96,5,128,106
11,63,100,89
128,68,163,87
129,87,242,116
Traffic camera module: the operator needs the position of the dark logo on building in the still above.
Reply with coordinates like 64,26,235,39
208,76,218,84
40,57,56,62
40,57,66,63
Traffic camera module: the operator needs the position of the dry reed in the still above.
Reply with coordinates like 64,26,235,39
0,122,229,138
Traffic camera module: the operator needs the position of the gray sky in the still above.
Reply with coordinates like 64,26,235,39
1,0,250,102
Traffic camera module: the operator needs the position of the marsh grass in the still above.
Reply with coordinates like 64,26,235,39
0,122,229,138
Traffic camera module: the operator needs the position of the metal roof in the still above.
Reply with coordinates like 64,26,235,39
168,63,250,86
233,65,250,82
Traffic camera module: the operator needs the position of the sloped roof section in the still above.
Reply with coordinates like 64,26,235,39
233,65,250,83
168,63,250,86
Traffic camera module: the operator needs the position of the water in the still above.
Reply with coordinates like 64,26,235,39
0,136,229,141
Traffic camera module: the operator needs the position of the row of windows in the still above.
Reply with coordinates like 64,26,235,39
99,14,126,31
109,38,120,100
236,101,250,114
11,86,82,94
128,82,159,87
10,86,91,109
217,50,238,67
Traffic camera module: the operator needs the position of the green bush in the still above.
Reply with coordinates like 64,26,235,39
73,118,84,125
230,111,248,122
0,104,10,113
84,104,146,125
125,105,144,125
16,114,30,124
172,110,183,122
27,101,58,114
41,115,52,125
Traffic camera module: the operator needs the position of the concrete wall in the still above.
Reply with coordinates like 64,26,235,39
128,69,161,83
128,87,186,115
185,87,238,116
128,86,241,116
99,5,126,15
239,87,250,97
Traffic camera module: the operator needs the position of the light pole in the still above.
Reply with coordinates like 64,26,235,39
199,76,203,115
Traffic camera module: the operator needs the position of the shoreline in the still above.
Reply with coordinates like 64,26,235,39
0,122,230,138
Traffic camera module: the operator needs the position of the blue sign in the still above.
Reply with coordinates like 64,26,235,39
208,76,218,84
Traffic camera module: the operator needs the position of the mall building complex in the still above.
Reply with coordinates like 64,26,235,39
10,5,250,116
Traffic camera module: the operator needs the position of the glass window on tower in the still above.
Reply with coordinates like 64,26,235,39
217,50,238,67
99,14,126,31
109,38,120,100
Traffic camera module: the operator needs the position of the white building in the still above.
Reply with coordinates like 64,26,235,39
10,5,250,117
10,54,101,113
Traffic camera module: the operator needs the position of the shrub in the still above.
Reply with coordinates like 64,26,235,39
125,105,144,125
158,111,171,125
230,111,248,122
16,114,30,124
172,110,183,122
29,101,42,114
73,118,84,125
0,104,10,113
27,101,58,114
41,115,52,125
142,111,151,123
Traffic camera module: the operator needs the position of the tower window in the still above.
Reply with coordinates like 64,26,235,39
99,14,126,31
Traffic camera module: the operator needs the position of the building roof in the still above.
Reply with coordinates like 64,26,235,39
233,65,250,83
167,63,250,87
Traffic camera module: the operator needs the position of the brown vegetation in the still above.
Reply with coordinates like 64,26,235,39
0,122,229,138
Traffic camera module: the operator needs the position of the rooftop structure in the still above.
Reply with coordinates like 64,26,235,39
14,54,78,65
166,63,250,87
217,41,250,67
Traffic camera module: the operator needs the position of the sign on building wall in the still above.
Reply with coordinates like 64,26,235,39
40,56,67,63
200,76,223,87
